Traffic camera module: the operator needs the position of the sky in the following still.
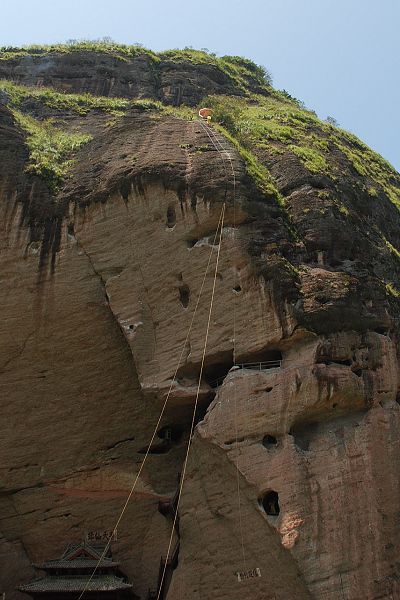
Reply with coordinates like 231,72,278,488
1,0,399,171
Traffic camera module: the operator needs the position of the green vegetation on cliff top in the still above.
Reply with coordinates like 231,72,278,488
0,80,130,115
205,94,399,209
0,42,271,94
0,43,399,211
11,110,92,195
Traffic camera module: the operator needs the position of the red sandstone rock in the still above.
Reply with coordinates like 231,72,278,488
1,49,400,600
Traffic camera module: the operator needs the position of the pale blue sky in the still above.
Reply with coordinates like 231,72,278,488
1,0,399,171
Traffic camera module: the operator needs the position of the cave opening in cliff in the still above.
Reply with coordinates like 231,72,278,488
175,352,235,390
374,325,389,335
166,204,177,228
186,238,197,249
158,424,183,443
289,423,314,451
262,491,280,516
179,284,190,308
203,353,234,388
262,434,277,448
237,348,282,369
137,424,183,455
316,355,352,366
137,444,171,455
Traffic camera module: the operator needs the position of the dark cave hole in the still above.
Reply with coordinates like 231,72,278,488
157,424,183,443
203,357,234,389
289,424,314,451
137,444,171,455
166,204,177,228
238,349,282,368
311,180,325,190
317,357,352,366
233,285,242,293
374,326,389,335
262,491,280,516
338,359,352,367
179,284,190,308
329,258,342,267
138,424,184,454
262,435,277,448
353,369,363,377
396,395,400,406
175,352,235,393
129,325,134,330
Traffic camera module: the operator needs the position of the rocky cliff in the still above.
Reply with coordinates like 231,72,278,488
1,43,400,600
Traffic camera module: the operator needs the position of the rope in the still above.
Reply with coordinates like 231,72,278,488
199,121,236,206
234,370,246,571
79,119,239,599
229,125,245,567
156,202,226,600
155,121,246,594
77,206,226,600
198,122,229,202
200,119,247,571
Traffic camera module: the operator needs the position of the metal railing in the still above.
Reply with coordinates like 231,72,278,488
237,360,282,370
209,360,282,388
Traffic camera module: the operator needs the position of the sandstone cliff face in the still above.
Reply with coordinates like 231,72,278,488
1,46,400,600
0,47,267,106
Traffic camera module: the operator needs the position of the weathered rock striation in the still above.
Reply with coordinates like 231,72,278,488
1,45,400,600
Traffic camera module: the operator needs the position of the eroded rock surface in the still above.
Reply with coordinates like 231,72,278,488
1,48,400,600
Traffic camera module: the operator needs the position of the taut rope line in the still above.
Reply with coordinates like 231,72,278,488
156,202,226,600
77,206,226,600
200,119,246,570
199,121,236,206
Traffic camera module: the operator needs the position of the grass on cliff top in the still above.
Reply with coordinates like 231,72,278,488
160,98,297,237
0,42,272,96
12,110,92,194
0,80,131,194
1,40,398,197
204,93,333,174
329,130,400,208
159,48,271,92
200,94,400,208
0,81,166,195
161,90,399,233
0,80,130,115
2,57,399,210
0,40,157,62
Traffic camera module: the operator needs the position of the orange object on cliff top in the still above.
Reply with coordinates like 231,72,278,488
199,108,213,118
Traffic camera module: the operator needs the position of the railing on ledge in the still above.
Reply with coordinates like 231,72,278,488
209,360,282,389
237,360,282,371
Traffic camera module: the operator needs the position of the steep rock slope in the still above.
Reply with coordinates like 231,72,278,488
1,44,400,600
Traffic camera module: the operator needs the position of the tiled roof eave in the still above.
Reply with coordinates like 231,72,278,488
17,578,133,593
32,560,121,569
